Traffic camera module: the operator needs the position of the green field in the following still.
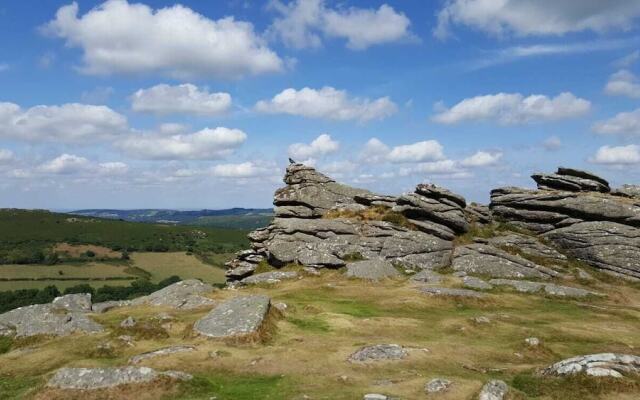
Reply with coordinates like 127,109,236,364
130,252,228,284
0,279,133,291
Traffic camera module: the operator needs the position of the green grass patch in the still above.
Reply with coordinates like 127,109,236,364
512,373,640,399
178,372,294,400
0,375,39,400
287,316,331,333
0,337,12,354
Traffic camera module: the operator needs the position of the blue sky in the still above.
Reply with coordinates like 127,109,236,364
2,0,640,210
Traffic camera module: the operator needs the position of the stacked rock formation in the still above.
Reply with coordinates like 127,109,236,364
225,163,484,283
491,167,640,280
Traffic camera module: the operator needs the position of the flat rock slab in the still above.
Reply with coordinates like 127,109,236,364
129,345,196,364
418,287,486,299
131,279,215,310
479,380,508,400
0,304,103,337
489,279,600,297
542,353,640,378
410,269,443,284
240,271,299,285
194,295,271,339
349,344,408,362
46,367,192,390
345,260,400,281
462,276,493,290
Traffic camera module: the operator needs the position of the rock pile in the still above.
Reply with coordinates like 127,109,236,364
542,353,640,378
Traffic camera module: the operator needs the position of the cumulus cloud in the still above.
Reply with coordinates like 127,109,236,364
593,108,640,136
44,0,283,79
432,92,590,125
435,0,640,39
210,162,277,178
0,102,128,142
605,70,640,98
97,161,128,175
360,138,391,163
117,127,247,160
543,136,562,151
268,0,412,50
131,84,232,116
460,151,503,167
38,154,90,174
590,145,640,165
255,87,397,122
288,134,339,161
387,140,445,163
399,160,471,179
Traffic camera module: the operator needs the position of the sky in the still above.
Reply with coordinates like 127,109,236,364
2,0,640,210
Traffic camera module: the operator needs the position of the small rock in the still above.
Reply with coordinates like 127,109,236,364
463,276,493,290
411,270,443,283
273,302,288,313
129,345,196,364
576,269,595,281
118,335,134,346
478,380,508,400
472,316,491,324
349,344,408,363
120,316,137,328
425,378,451,393
303,266,321,276
364,394,388,400
542,353,640,378
525,337,540,347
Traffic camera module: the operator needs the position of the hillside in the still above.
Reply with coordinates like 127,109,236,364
70,208,274,230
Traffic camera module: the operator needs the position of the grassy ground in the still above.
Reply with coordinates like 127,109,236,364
0,263,133,280
1,267,639,399
0,279,134,291
130,252,227,285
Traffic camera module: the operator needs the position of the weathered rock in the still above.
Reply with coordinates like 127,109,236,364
489,279,600,297
345,260,400,281
348,344,408,362
92,300,132,314
543,221,640,280
612,184,640,199
542,353,640,378
46,367,192,390
395,185,469,234
131,279,215,309
462,276,493,290
452,243,558,279
225,262,258,281
466,203,492,225
525,337,541,347
416,184,466,208
418,287,486,299
425,378,451,394
120,316,137,328
532,168,610,193
129,345,196,364
483,233,566,263
194,295,271,339
0,322,15,337
52,293,92,313
240,271,299,285
0,304,103,337
354,193,398,208
478,380,508,400
363,394,389,400
411,269,443,284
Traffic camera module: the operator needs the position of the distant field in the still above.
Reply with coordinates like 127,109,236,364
131,252,227,284
0,279,132,291
0,263,132,280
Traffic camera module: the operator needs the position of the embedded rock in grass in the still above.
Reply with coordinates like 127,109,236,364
52,293,92,313
488,279,600,297
462,276,493,290
417,287,486,299
541,353,640,378
452,243,558,279
120,316,137,328
345,260,400,281
411,269,443,284
92,300,132,314
129,345,196,364
194,295,271,339
0,304,103,338
425,378,452,393
478,379,508,400
348,344,408,363
131,279,215,310
46,366,192,390
240,271,299,285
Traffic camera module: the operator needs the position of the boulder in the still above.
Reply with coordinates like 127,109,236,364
131,279,215,309
225,262,258,281
348,344,408,362
425,378,452,394
52,293,92,313
46,367,192,390
0,304,103,337
240,271,299,285
345,260,400,281
541,353,640,378
194,295,271,339
532,168,610,193
452,243,558,279
478,380,508,400
129,345,196,364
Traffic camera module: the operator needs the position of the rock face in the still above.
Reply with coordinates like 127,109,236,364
542,353,640,378
194,295,271,339
348,344,408,362
46,367,192,389
345,260,401,280
131,279,215,309
491,167,640,280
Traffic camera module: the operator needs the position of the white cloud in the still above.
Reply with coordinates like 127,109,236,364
117,127,247,160
432,92,590,125
0,149,14,164
614,50,640,68
210,162,276,178
605,70,640,98
0,102,128,142
131,84,232,116
387,140,445,163
399,160,471,179
543,136,562,151
593,108,640,136
590,145,640,165
38,154,90,174
288,133,339,161
360,138,391,163
435,0,640,39
460,151,503,167
97,162,128,175
268,0,411,50
45,0,283,79
256,87,397,122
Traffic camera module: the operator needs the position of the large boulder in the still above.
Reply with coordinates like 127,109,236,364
345,260,401,281
131,279,215,309
194,295,271,339
0,303,103,338
532,167,610,193
46,367,192,390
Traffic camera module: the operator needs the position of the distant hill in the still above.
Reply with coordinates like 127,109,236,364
70,208,274,230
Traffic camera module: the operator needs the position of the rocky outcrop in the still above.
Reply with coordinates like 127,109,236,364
541,353,640,378
482,233,567,264
194,295,271,339
532,167,610,193
613,184,640,199
131,279,215,309
46,367,192,389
